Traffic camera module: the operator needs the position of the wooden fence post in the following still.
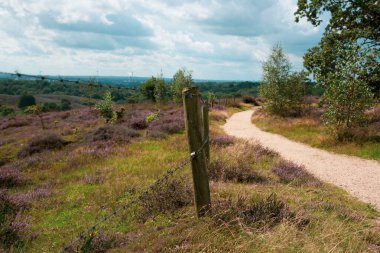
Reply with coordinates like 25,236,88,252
183,87,211,217
202,104,210,161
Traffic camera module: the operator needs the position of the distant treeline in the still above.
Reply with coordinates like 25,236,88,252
0,79,324,104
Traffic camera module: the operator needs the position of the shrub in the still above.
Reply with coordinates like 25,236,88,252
209,110,228,122
0,105,15,117
171,68,193,103
209,157,266,183
18,94,36,109
210,135,235,147
145,112,159,124
60,99,71,111
139,177,193,219
41,102,60,112
80,231,128,253
242,96,259,105
0,166,25,188
0,120,29,130
18,134,68,158
0,212,29,248
211,194,307,231
272,160,320,186
88,125,139,143
146,129,166,139
147,109,184,136
95,91,114,123
129,116,148,130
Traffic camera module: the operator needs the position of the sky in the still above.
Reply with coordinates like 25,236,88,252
0,0,326,81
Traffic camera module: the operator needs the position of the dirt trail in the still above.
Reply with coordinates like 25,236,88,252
223,109,380,210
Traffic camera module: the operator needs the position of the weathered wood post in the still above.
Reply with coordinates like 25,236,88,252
202,103,210,161
183,87,211,217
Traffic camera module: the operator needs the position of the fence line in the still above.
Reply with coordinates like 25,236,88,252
60,136,208,252
0,71,137,91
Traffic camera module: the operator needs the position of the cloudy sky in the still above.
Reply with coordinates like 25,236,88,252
0,0,326,80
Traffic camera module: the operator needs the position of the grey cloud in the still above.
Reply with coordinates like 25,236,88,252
39,13,152,37
55,32,157,51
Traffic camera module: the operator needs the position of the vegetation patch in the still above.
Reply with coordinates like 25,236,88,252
139,177,193,220
0,165,25,188
18,133,69,158
272,160,321,186
210,135,235,147
79,230,129,253
87,125,139,143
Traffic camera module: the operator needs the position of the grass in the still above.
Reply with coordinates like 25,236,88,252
0,102,379,252
251,107,380,160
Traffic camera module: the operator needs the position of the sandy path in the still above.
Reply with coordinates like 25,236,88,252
223,109,380,210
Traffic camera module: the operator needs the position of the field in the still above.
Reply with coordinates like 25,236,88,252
251,104,380,161
1,102,380,252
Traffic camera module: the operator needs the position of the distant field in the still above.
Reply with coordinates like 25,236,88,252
0,94,92,108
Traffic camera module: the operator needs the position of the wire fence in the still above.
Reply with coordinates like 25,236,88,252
60,136,208,252
0,71,137,91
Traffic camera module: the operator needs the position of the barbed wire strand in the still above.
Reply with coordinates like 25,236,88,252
0,71,137,91
60,136,208,252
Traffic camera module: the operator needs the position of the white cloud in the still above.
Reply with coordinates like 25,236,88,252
0,0,325,80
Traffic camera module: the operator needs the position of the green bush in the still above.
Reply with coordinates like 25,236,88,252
95,91,114,123
18,94,36,109
41,102,60,112
60,99,71,111
0,105,15,117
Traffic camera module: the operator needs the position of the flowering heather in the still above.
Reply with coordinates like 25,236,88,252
147,108,184,137
0,165,25,187
88,124,140,143
209,157,267,183
80,230,128,252
272,160,320,186
210,135,235,147
18,133,69,158
8,187,51,210
0,212,29,248
140,177,192,219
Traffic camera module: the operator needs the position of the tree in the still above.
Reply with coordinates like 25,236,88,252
259,44,307,116
154,72,167,103
171,68,193,103
295,0,380,96
95,91,114,123
140,77,157,102
321,43,374,140
25,104,45,129
18,94,36,109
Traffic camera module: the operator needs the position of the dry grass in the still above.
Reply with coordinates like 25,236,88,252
0,103,379,252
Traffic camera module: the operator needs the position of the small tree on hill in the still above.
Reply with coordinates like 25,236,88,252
259,44,307,116
171,68,193,103
25,104,45,129
18,94,36,109
95,91,114,123
154,72,167,103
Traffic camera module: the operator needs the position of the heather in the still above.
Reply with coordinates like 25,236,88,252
0,103,378,252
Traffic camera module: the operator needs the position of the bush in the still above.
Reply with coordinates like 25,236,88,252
0,105,15,117
41,102,60,112
60,99,71,111
242,96,259,105
139,177,193,219
211,194,307,231
147,109,184,136
209,157,267,183
272,160,320,186
0,166,25,188
88,125,139,143
210,135,235,147
18,134,68,158
95,91,114,123
145,112,159,124
80,231,128,253
129,116,148,130
18,94,36,109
